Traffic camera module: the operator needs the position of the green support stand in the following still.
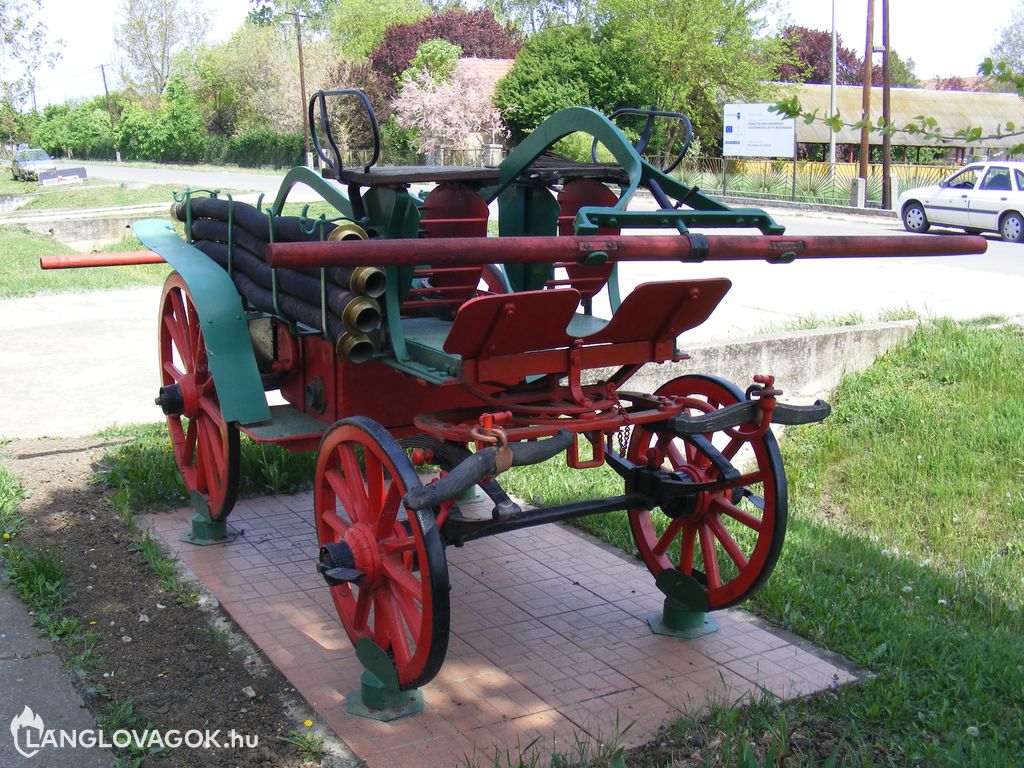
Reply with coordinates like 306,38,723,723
647,569,717,640
180,492,238,546
347,639,423,722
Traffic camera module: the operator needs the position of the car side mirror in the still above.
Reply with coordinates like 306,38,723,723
938,180,948,188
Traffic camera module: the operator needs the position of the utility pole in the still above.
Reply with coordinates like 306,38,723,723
829,0,837,179
100,64,115,131
858,0,874,181
294,10,311,167
881,0,892,209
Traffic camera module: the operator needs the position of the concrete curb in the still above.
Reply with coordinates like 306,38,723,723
589,319,921,402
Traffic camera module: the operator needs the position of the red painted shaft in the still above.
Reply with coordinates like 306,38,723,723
265,233,986,269
40,252,165,270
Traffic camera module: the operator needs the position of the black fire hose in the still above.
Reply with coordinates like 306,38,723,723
403,431,575,511
172,196,336,243
192,239,381,334
188,216,385,298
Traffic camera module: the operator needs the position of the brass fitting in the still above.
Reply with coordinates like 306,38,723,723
340,295,382,334
336,333,376,364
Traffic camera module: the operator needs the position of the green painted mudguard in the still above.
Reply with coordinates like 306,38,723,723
134,219,271,426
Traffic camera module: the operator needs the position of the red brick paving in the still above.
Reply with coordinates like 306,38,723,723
147,494,856,767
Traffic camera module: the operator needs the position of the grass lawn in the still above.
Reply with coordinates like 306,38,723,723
500,319,1024,765
92,320,1024,765
0,176,189,211
0,226,169,298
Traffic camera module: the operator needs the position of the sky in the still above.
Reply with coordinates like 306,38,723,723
29,0,1018,107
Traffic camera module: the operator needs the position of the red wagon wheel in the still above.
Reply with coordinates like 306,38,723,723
628,374,786,609
314,416,450,691
157,273,240,522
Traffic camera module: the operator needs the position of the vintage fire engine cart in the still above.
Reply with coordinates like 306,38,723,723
42,93,986,718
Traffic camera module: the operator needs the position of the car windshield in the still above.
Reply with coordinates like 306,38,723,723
15,149,50,162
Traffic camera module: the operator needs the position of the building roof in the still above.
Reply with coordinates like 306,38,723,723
776,83,1024,148
456,58,514,89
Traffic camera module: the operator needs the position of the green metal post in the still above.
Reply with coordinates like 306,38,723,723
181,491,238,546
346,638,423,721
647,568,717,639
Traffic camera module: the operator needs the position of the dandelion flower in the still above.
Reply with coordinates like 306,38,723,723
966,726,979,738
304,719,313,728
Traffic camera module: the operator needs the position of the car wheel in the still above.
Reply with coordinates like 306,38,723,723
902,202,930,233
1000,212,1024,243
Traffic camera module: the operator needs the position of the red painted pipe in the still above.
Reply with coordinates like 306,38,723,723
266,233,987,270
40,251,165,270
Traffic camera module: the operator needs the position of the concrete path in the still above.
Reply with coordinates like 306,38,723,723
0,582,111,767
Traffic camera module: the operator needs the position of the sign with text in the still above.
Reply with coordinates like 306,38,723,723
722,104,795,158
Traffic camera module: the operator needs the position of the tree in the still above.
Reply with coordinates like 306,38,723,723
369,9,523,83
180,24,335,136
776,26,917,88
885,49,918,88
991,1,1024,73
775,25,863,85
494,25,652,137
1,0,60,108
484,0,595,34
596,0,782,145
393,60,507,157
247,0,333,31
328,0,431,61
114,0,210,95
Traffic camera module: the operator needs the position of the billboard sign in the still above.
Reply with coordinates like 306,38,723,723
722,104,795,158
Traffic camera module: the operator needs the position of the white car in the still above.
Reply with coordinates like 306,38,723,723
897,160,1024,243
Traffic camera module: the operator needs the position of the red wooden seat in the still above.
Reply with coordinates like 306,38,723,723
442,278,731,375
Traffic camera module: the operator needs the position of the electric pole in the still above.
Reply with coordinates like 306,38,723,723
858,0,874,181
100,64,115,131
881,0,892,208
829,0,837,179
295,10,311,167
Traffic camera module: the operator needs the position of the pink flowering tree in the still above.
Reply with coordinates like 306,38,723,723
392,60,508,162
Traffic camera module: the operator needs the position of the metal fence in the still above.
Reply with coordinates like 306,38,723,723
654,156,955,207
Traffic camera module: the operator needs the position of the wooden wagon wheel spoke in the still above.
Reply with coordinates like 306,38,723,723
678,522,697,573
375,483,403,539
698,524,722,589
314,417,450,691
338,444,370,523
708,514,749,570
375,591,411,665
324,468,358,523
713,497,763,532
628,374,787,609
653,517,686,557
158,273,240,522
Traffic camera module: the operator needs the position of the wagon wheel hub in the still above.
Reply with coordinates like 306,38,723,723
343,524,385,588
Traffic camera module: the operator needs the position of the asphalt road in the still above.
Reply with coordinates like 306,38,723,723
4,166,1021,438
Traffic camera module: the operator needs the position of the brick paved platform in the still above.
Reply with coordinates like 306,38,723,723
148,494,856,768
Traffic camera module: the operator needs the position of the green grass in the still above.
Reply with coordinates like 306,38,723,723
15,182,183,212
0,226,170,298
755,307,925,335
96,423,317,514
504,320,1024,766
